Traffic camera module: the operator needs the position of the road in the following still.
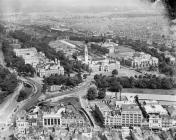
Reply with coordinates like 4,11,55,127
18,77,42,111
0,82,23,124
46,73,94,102
0,42,5,67
0,77,42,127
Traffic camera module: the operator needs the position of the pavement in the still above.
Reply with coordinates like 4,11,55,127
0,82,23,124
46,73,94,102
0,43,5,67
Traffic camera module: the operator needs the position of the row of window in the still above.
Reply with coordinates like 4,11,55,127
44,119,60,125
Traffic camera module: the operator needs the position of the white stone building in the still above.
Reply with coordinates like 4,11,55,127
36,59,64,77
14,47,39,67
121,52,158,70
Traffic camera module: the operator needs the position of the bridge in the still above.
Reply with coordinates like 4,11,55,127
78,95,96,128
79,108,94,127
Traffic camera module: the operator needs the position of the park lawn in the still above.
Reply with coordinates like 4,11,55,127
17,86,33,102
123,88,176,95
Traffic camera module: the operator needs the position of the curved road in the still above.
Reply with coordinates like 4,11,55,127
18,77,42,111
46,74,94,102
0,77,42,127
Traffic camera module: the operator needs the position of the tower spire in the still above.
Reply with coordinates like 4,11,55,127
84,44,88,64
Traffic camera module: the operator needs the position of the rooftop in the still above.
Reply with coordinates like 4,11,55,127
121,104,141,112
96,102,110,111
144,104,168,115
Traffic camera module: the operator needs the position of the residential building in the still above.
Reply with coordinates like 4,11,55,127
144,100,169,129
148,113,162,129
161,115,172,129
15,110,29,135
104,112,121,128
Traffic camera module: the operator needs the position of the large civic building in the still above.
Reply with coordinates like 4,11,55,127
81,44,120,73
14,48,64,77
14,47,39,67
36,59,64,77
121,52,158,70
43,106,86,128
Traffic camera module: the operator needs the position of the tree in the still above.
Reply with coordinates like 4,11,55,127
87,87,98,100
83,74,87,79
112,69,118,76
17,90,28,102
94,74,101,81
109,81,123,100
72,52,78,61
149,78,157,89
98,88,106,99
161,78,173,89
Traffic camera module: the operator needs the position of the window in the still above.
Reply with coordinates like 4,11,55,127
58,119,60,125
153,120,158,123
48,119,50,125
44,119,47,125
54,119,57,125
51,119,53,125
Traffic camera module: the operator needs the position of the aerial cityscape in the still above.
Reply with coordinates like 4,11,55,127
0,0,176,140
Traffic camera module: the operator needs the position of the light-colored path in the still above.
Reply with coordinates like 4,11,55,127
0,83,23,123
0,42,5,67
122,92,176,105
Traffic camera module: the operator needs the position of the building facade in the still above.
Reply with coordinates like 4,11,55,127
14,47,39,67
36,59,64,77
121,52,158,70
144,100,170,130
43,107,85,128
95,101,143,128
121,104,143,127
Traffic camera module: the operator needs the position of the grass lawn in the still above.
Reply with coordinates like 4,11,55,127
123,88,176,95
17,86,33,102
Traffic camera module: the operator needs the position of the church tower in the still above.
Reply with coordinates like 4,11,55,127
84,44,88,64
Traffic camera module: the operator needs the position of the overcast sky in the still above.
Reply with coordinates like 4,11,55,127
0,0,155,12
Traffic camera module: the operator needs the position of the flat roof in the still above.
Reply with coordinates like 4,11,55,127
144,104,167,115
96,102,110,111
121,104,141,112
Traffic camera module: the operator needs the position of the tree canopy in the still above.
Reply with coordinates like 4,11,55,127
0,66,18,103
87,87,98,100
